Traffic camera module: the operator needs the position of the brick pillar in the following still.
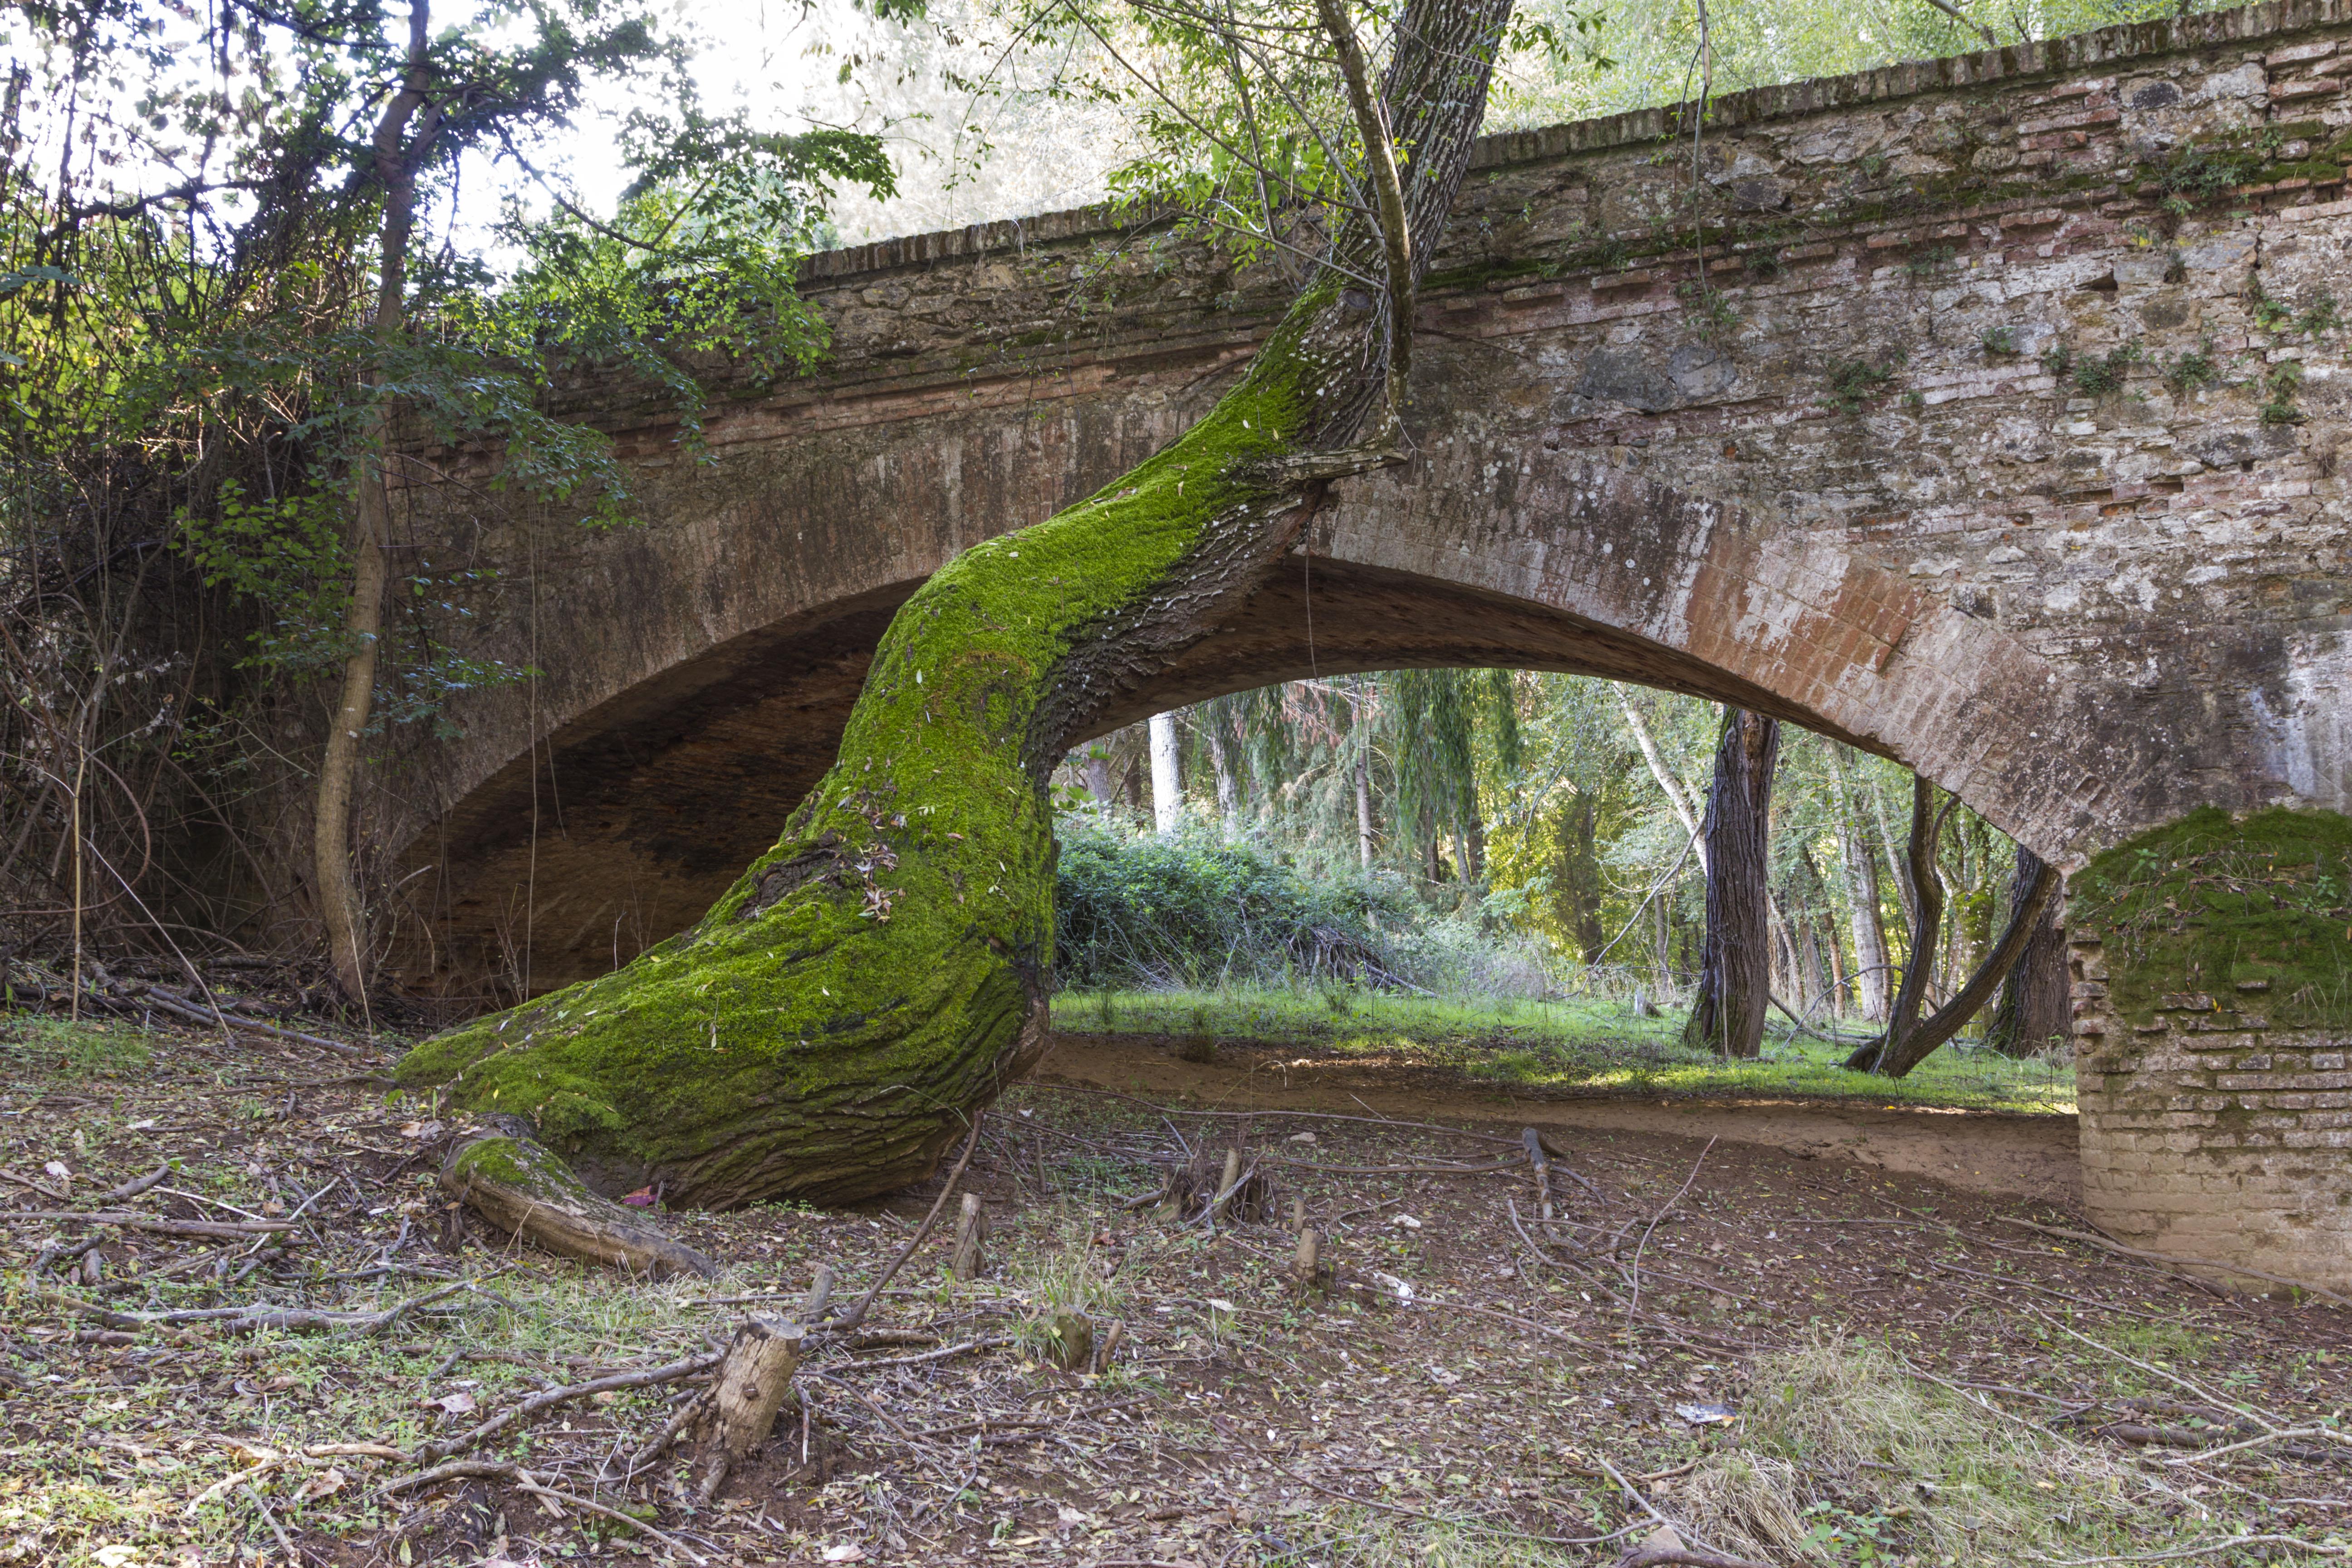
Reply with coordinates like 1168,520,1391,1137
2073,930,2352,1295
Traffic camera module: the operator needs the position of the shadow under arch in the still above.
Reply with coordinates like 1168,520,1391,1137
391,449,2102,1005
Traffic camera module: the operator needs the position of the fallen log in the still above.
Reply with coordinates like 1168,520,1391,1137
439,1128,717,1280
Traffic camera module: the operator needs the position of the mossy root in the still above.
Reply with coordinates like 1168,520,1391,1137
441,1128,719,1279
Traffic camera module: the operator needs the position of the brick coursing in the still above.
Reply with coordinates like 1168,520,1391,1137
2074,929,2352,1291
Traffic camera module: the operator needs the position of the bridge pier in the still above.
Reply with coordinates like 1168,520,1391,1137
2072,809,2352,1297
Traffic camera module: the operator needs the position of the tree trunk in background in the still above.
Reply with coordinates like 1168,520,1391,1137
1988,845,2069,1057
1681,708,1780,1060
1767,891,1796,1006
396,0,1519,1207
1353,750,1374,868
1823,748,1892,1024
1084,751,1114,804
1149,713,1183,833
316,7,435,1005
1618,685,1707,876
1203,722,1239,834
1848,775,1945,1071
1857,854,2060,1078
1559,793,1605,964
1873,778,1920,934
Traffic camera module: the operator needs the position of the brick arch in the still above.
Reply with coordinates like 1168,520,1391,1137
395,447,2100,1004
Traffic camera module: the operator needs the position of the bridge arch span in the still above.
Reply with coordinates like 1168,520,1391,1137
381,1,2352,1294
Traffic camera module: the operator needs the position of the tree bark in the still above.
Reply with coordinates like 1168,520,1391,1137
396,0,1518,1207
1560,792,1605,964
1202,720,1239,833
1823,748,1890,1022
316,2,438,1005
1875,775,1946,1058
1681,708,1779,1060
1617,684,1706,877
1986,845,2069,1057
1852,855,2061,1077
1149,711,1183,833
1353,744,1374,869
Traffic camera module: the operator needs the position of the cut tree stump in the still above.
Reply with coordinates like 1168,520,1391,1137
1093,1318,1124,1373
693,1315,804,1502
1045,1312,1093,1372
440,1129,718,1279
949,1193,987,1281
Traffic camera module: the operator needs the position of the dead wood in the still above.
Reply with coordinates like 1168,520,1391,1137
825,1112,983,1332
694,1314,804,1501
34,1282,462,1339
95,1163,172,1202
949,1191,988,1281
1093,1318,1125,1373
439,1130,718,1280
1523,1127,1555,1221
9,1208,292,1240
411,1350,722,1465
1044,1311,1093,1372
1615,1548,1775,1568
1161,1139,1279,1225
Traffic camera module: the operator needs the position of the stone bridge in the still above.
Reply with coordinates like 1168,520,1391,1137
383,1,2352,1288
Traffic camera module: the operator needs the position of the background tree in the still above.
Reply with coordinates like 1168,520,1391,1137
1681,706,1779,1059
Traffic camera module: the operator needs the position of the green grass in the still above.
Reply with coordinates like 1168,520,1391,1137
0,1014,157,1081
1049,986,2076,1115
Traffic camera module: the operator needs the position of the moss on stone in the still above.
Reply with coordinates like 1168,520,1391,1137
2072,807,2352,1030
396,293,1334,1208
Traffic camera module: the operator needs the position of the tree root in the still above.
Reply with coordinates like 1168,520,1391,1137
440,1129,718,1280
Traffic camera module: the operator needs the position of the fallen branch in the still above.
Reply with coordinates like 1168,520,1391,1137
381,1460,708,1564
823,1112,985,1333
1993,1218,2352,1308
411,1351,721,1465
34,1283,464,1338
6,1209,291,1240
840,1334,1015,1371
96,1163,172,1203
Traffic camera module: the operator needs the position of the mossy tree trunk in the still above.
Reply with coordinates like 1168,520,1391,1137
396,0,1516,1207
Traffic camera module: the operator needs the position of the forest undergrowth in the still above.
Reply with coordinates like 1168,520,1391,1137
2,1010,2344,1568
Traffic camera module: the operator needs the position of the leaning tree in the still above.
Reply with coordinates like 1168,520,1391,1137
396,0,1524,1206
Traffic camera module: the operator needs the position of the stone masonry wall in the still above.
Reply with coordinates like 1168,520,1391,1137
2074,928,2352,1293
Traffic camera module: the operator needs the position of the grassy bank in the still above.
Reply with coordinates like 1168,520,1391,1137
1048,986,2077,1115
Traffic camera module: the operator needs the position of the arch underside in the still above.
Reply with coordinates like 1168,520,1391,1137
390,460,2094,1004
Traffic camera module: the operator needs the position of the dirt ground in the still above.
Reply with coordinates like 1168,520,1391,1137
4,1017,2349,1568
1040,1034,2084,1209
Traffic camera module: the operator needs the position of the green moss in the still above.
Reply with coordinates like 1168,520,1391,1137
2072,808,2352,1030
397,290,1338,1206
447,1135,586,1204
1420,257,1553,293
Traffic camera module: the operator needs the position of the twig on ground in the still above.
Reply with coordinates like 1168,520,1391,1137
411,1351,722,1465
1626,1138,1713,1316
1994,1217,2352,1309
825,1112,985,1334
